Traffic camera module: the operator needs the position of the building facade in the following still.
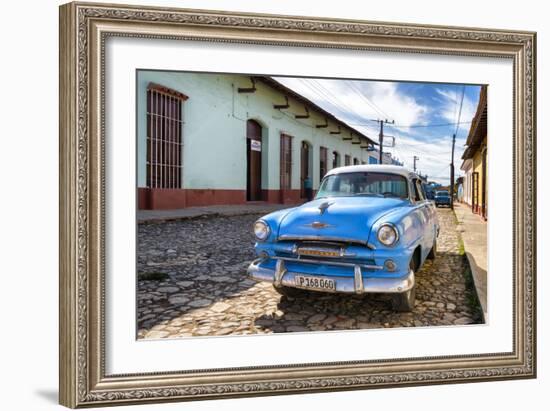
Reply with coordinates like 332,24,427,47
461,159,473,205
460,85,487,219
137,71,380,210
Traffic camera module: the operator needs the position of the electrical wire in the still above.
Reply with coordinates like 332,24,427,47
345,81,389,120
347,120,472,128
277,78,469,175
296,79,371,132
310,79,374,124
454,86,466,137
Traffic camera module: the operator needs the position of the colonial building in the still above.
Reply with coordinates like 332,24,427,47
137,71,386,210
461,85,487,219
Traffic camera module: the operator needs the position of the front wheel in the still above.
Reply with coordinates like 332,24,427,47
392,286,416,312
391,259,416,312
427,238,437,260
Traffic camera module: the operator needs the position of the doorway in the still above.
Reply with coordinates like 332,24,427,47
472,172,479,213
300,141,312,199
481,148,487,219
246,120,262,201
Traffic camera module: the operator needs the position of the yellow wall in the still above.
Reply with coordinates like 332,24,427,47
472,136,487,210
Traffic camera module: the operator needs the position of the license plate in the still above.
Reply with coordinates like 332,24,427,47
294,275,336,291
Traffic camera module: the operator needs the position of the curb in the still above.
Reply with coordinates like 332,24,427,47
453,209,488,323
138,208,282,225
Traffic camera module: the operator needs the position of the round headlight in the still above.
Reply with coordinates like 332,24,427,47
253,220,270,241
377,224,398,246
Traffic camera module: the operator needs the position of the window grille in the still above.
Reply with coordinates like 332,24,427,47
146,83,188,189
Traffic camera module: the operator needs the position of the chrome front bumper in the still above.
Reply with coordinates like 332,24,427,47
247,258,414,294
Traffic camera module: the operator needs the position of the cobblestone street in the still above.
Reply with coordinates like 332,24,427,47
137,208,483,339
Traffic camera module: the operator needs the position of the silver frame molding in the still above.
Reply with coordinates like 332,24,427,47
59,2,536,408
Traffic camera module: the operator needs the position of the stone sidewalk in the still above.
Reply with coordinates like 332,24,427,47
138,203,292,224
453,203,487,322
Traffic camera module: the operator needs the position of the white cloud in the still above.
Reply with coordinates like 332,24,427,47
385,131,468,185
273,77,475,185
273,77,430,135
355,81,429,127
435,87,478,135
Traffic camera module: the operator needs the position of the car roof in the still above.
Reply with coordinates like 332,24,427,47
325,164,418,180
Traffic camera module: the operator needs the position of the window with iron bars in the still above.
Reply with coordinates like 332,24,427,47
280,134,293,190
345,155,351,166
146,83,188,189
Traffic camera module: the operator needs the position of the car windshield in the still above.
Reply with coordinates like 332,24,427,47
316,172,408,199
436,191,450,197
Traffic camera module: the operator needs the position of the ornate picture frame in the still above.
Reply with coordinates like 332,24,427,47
59,2,536,407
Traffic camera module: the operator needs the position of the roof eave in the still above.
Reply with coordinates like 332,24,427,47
255,76,376,146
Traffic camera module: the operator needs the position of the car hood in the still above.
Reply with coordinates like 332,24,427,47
277,196,409,244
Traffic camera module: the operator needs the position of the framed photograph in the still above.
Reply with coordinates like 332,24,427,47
59,1,536,408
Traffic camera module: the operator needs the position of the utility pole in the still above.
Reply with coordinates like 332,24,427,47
378,119,394,164
450,133,456,210
413,155,419,173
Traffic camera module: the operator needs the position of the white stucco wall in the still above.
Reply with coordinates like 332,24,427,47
137,71,373,191
461,160,473,205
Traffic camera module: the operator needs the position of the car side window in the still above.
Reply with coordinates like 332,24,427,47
412,179,424,202
418,181,428,201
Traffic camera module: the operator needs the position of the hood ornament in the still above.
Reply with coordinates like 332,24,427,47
318,201,334,215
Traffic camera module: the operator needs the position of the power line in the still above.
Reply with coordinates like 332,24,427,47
432,163,453,177
312,79,395,163
452,85,461,132
310,80,371,123
347,120,472,128
345,81,389,120
454,86,466,137
450,85,465,210
390,144,408,166
298,79,372,131
283,79,470,177
297,79,345,116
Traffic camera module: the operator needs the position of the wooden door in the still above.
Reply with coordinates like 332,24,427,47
300,142,310,198
319,147,328,182
481,149,487,219
246,120,262,201
472,172,479,213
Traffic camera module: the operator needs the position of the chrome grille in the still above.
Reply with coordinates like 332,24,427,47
273,240,376,268
295,242,344,258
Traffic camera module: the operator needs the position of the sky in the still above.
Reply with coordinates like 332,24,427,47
273,76,482,186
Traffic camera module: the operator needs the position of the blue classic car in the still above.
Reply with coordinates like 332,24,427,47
247,165,439,312
434,190,452,207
